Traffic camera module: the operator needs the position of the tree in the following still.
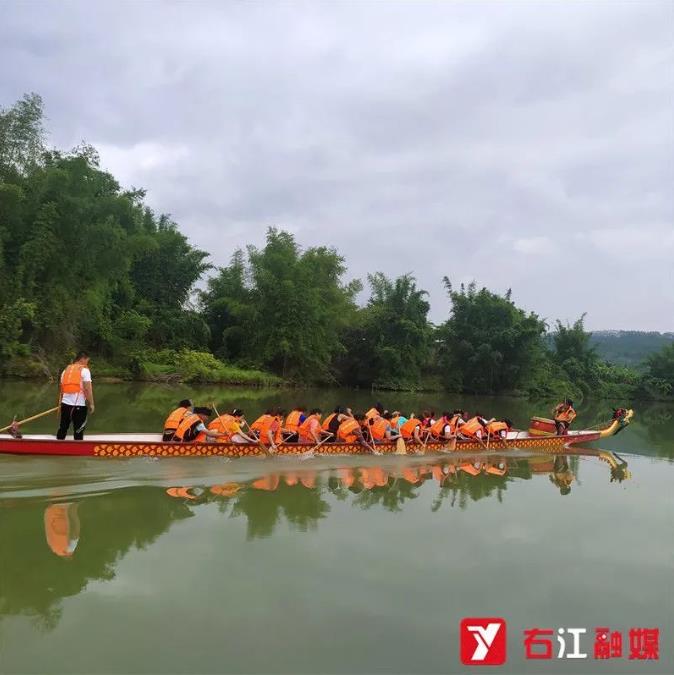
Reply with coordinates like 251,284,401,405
437,279,547,394
551,314,599,389
0,92,45,177
0,93,211,365
339,273,432,388
641,343,674,397
200,228,360,381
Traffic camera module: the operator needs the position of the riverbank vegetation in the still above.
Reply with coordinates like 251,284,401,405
1,93,672,399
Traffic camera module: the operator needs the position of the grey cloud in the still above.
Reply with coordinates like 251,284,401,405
1,0,672,329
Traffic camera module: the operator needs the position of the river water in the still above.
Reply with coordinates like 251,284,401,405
0,382,672,674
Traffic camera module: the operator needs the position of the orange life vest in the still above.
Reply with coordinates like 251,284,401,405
555,406,576,423
285,410,303,433
430,417,451,438
369,417,389,441
208,414,239,440
298,414,321,442
337,418,360,443
400,418,422,440
60,363,85,394
449,415,463,433
459,417,485,439
163,406,190,434
486,421,509,438
365,407,380,421
251,415,281,444
321,413,336,431
390,415,400,428
173,413,203,442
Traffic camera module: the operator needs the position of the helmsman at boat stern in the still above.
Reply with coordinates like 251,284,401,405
56,351,95,441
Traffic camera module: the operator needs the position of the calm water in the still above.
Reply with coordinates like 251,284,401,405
1,382,673,674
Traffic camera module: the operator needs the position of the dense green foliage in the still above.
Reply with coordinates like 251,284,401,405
201,229,360,381
437,280,547,394
0,93,670,399
337,273,432,390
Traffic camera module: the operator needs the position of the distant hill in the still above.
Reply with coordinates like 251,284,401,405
589,331,674,367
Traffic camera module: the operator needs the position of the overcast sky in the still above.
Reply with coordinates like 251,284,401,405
2,1,672,330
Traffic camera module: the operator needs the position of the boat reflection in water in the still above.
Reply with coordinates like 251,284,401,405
4,447,629,634
162,447,630,516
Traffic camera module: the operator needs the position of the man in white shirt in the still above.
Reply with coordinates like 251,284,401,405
56,351,95,440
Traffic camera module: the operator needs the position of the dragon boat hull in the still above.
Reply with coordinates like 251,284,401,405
0,411,632,458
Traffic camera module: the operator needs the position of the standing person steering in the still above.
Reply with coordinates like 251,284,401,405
56,351,94,440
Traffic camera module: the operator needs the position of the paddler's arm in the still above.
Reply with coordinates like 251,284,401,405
266,429,279,452
310,423,322,445
356,428,380,455
203,428,225,440
237,429,259,443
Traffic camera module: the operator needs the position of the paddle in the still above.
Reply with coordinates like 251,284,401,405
0,406,60,434
301,432,333,458
395,435,407,455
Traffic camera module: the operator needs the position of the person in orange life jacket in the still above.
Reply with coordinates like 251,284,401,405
298,408,323,444
450,410,467,431
400,414,426,444
485,418,513,440
429,411,455,441
283,406,307,442
250,408,283,451
337,412,380,454
458,413,488,440
325,406,352,439
173,407,226,443
389,410,407,430
56,351,95,441
162,399,193,441
222,408,258,444
367,412,399,442
553,399,577,435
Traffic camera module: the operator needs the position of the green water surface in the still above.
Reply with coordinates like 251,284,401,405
0,382,672,674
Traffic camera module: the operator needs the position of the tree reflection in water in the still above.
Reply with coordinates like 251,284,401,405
1,450,629,634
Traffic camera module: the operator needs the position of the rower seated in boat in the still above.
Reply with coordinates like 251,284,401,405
553,399,576,435
173,407,226,443
367,413,399,443
458,414,488,441
162,399,193,441
205,408,258,444
250,409,283,451
323,406,352,439
283,407,306,442
428,412,455,441
298,408,323,444
389,411,405,430
485,418,512,440
400,415,425,444
337,413,379,454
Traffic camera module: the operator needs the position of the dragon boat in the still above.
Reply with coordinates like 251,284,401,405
0,409,633,458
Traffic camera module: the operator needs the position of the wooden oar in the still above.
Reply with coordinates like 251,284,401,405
0,406,60,434
301,433,333,458
395,435,407,455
